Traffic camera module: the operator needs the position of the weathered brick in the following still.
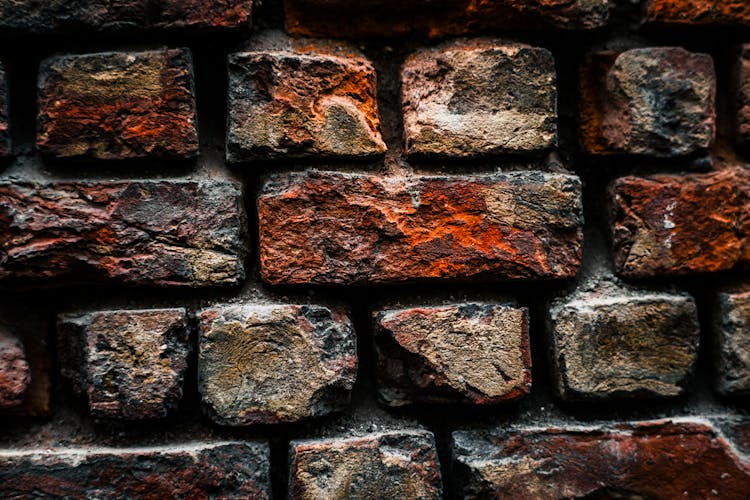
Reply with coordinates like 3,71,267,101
285,0,611,39
736,45,750,146
453,419,750,499
38,48,198,160
374,303,531,405
548,280,699,400
714,287,750,396
0,327,29,409
227,35,385,162
258,170,583,285
198,303,357,425
402,39,556,158
290,430,442,499
0,179,245,287
646,0,750,26
609,167,750,278
0,62,8,157
0,442,271,498
58,309,189,419
580,47,716,156
0,0,252,34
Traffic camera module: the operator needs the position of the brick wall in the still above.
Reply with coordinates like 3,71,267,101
1,0,750,498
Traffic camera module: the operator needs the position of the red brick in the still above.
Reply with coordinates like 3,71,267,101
0,327,29,409
38,49,198,161
609,167,750,278
258,170,583,285
374,303,531,405
453,419,750,499
0,442,270,498
736,45,750,146
0,179,246,287
580,47,715,156
646,0,750,26
285,0,611,39
0,62,8,157
714,287,750,396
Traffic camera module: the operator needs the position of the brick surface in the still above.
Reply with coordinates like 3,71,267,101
736,45,750,146
198,304,357,425
580,47,716,156
0,328,30,409
285,0,611,39
227,36,385,162
548,280,699,400
609,167,750,278
0,442,271,498
374,303,531,405
38,49,198,160
258,170,583,285
714,287,750,396
0,179,245,287
0,62,8,157
452,419,750,499
646,0,750,26
0,0,252,34
402,39,556,158
58,309,189,419
289,430,442,499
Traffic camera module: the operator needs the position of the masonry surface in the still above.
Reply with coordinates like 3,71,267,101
1,0,750,499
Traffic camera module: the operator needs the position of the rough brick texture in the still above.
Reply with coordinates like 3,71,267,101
0,1,252,34
646,0,750,26
736,45,750,146
38,49,198,161
609,167,750,278
0,63,8,158
198,303,357,425
0,179,245,287
714,287,750,396
0,442,271,498
285,0,611,39
402,39,557,158
453,419,750,499
290,430,442,499
258,170,583,285
227,35,385,162
580,47,716,156
58,309,189,419
548,280,700,400
0,328,30,409
374,303,531,405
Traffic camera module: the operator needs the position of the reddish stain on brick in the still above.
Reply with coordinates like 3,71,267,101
646,0,750,26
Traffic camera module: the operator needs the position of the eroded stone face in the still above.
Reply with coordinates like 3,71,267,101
258,170,583,285
290,431,442,499
646,0,750,26
198,303,357,425
736,45,750,146
714,288,750,396
0,442,271,498
402,39,557,157
0,328,30,409
609,167,750,278
38,48,198,160
227,36,385,162
452,420,750,499
374,303,531,405
0,62,9,157
580,47,715,156
0,179,246,287
548,282,699,399
58,309,189,419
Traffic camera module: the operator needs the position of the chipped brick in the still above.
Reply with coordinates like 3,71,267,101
714,287,750,396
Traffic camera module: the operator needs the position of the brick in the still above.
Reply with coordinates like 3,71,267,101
736,45,750,146
580,47,716,156
609,167,750,278
646,0,750,26
0,179,245,287
0,328,30,409
38,48,198,160
58,309,189,419
0,442,271,498
290,430,442,499
227,35,385,162
714,287,750,396
548,280,699,400
374,303,531,405
285,0,611,39
402,39,556,158
0,1,252,34
452,419,750,499
0,62,8,157
198,303,357,425
258,170,583,285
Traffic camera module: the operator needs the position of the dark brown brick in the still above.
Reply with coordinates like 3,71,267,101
0,179,246,287
736,45,750,146
38,49,198,160
646,0,750,26
258,170,583,285
0,62,8,157
0,327,29,409
714,287,750,396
